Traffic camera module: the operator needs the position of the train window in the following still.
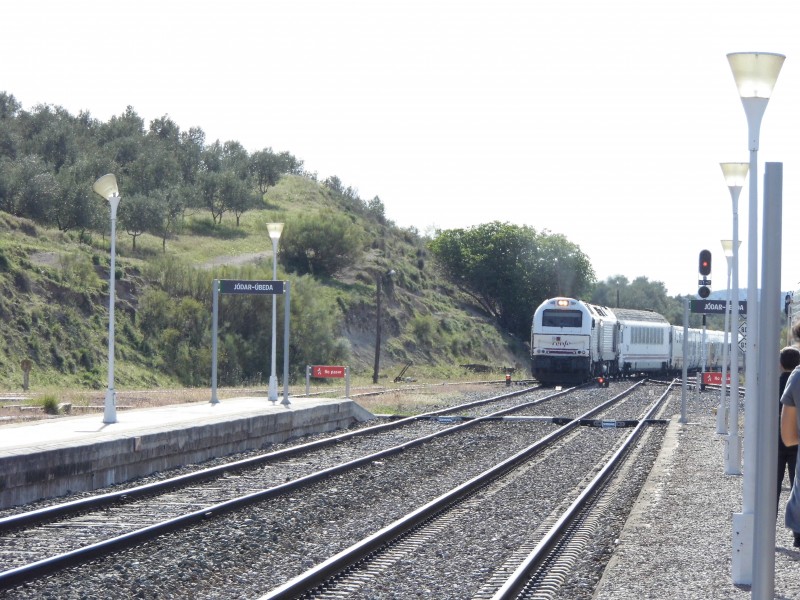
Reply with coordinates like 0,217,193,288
542,309,582,327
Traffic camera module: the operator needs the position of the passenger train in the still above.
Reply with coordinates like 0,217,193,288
530,297,728,385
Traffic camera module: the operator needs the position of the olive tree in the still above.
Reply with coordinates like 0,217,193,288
429,221,595,338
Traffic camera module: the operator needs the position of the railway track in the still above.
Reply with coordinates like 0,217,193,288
1,379,673,598
260,379,667,599
0,384,556,590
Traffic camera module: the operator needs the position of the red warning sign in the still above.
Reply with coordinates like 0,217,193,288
702,371,731,385
311,365,346,378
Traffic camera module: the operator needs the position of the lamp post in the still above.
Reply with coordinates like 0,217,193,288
720,162,748,473
267,223,284,402
716,239,735,436
372,269,396,384
727,52,784,501
92,174,121,424
727,51,784,586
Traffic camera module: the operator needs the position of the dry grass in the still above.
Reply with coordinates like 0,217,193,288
0,376,508,424
354,381,498,415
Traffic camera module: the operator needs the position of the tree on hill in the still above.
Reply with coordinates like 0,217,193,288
279,210,365,277
119,193,164,250
249,148,301,194
0,94,305,237
429,221,595,338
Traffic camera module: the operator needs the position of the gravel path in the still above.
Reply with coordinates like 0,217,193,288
593,392,800,600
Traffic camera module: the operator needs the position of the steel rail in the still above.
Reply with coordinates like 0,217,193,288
489,380,675,599
0,384,561,590
259,380,645,600
0,384,542,533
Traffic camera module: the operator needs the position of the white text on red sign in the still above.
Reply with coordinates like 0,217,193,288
702,372,731,385
312,366,346,378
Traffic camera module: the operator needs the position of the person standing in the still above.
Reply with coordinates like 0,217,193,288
780,346,800,547
778,347,800,518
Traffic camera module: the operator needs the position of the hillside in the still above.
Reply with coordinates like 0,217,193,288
0,175,528,393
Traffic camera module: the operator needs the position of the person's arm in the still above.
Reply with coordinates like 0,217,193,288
782,404,799,446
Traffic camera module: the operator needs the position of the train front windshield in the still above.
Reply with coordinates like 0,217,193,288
541,309,582,328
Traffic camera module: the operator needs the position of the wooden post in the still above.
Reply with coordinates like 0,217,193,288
21,359,32,391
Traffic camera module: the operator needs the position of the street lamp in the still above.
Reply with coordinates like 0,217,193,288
267,222,284,402
716,239,739,436
719,162,748,472
92,174,121,424
727,51,784,586
727,52,783,504
372,269,396,384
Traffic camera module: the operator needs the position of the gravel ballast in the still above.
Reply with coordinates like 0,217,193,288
5,385,798,599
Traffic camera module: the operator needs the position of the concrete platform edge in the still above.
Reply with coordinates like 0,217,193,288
0,398,373,510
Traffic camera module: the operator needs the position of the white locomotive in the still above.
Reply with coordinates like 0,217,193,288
530,297,727,384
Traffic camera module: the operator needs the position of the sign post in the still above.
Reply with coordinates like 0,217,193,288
306,365,350,398
690,299,747,315
211,279,290,406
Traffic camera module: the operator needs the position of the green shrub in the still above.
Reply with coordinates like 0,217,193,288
410,315,439,347
280,211,365,276
40,394,59,415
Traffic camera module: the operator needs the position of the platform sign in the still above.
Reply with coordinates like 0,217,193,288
211,279,292,406
218,279,285,295
311,365,346,378
690,299,747,314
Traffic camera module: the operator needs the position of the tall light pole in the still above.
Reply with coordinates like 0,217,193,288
727,51,784,585
93,174,121,424
720,162,748,473
267,223,284,402
716,239,735,436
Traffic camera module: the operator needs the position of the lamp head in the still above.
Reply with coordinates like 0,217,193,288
719,162,749,187
720,239,736,257
92,174,119,200
267,222,284,240
727,52,785,99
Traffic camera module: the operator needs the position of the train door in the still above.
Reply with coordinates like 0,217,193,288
597,319,603,353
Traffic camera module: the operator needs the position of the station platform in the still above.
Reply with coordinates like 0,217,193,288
0,395,374,510
593,393,800,599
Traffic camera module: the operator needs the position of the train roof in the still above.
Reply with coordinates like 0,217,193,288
610,307,670,324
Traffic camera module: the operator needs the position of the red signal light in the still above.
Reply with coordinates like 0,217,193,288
698,250,712,276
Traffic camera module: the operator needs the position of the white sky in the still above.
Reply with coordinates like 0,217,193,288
3,0,800,296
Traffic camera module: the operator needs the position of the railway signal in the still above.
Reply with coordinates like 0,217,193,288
698,249,712,299
699,249,712,276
